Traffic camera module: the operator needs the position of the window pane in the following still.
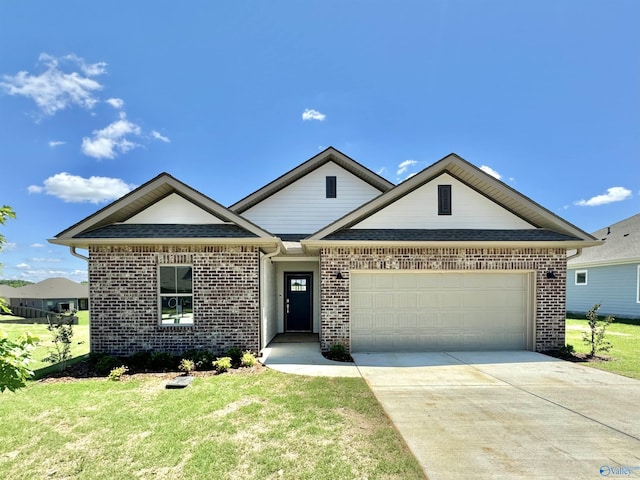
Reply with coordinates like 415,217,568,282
291,279,306,292
176,266,192,293
160,266,177,293
576,271,587,285
161,296,193,325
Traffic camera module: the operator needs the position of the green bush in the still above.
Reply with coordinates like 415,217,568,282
150,351,177,370
213,356,232,373
240,351,257,367
558,344,575,358
225,347,243,367
583,303,615,357
95,355,123,376
181,349,215,369
179,358,195,374
128,350,152,370
108,365,128,381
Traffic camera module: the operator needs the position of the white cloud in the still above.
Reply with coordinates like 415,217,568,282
106,97,124,109
1,242,16,251
302,108,326,121
0,53,105,116
81,112,142,159
28,172,136,204
29,257,61,263
574,187,632,207
31,243,45,248
479,165,502,180
48,140,66,148
397,159,418,176
151,130,170,143
17,263,30,269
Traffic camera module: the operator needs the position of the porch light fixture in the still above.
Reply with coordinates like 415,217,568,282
336,272,345,280
546,271,557,279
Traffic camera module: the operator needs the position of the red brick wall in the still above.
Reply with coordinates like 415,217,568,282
89,245,260,356
320,247,567,353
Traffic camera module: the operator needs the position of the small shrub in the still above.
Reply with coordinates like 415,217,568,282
582,303,614,357
108,365,128,381
128,350,152,371
95,355,123,376
179,358,195,374
240,351,257,367
150,351,177,370
213,356,232,373
558,344,575,358
327,343,351,362
181,349,215,369
226,347,243,367
42,315,74,371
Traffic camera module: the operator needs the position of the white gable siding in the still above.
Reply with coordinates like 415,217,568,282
354,174,533,229
123,193,225,224
242,162,383,234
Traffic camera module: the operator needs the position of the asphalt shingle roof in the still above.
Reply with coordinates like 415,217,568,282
323,228,582,242
75,224,259,239
568,213,640,265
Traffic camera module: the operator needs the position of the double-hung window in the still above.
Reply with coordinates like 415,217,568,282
159,265,193,325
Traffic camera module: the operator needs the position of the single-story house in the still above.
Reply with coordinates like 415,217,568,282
49,147,599,356
9,277,89,313
567,213,640,319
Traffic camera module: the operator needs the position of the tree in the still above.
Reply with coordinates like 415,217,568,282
582,303,614,357
0,206,38,392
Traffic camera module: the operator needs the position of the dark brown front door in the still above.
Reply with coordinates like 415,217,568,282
285,272,313,332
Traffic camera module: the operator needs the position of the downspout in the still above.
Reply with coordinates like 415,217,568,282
259,243,281,353
566,248,582,261
70,246,89,261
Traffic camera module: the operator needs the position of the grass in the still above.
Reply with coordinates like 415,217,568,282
0,370,424,480
565,318,640,379
0,311,90,372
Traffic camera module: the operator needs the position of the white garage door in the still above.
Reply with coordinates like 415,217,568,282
351,271,533,352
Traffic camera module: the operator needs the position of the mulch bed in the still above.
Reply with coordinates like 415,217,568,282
37,359,265,384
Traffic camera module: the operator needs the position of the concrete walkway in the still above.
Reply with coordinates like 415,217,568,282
260,341,361,377
261,342,640,479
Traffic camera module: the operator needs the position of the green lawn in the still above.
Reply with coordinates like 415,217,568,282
0,369,424,480
0,311,90,371
565,318,640,379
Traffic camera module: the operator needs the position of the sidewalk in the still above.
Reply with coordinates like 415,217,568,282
260,341,361,377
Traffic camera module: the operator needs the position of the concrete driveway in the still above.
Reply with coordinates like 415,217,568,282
352,351,640,480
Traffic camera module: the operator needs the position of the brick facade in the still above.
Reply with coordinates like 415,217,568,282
89,245,260,356
320,246,567,353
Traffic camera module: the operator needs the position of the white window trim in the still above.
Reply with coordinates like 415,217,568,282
158,264,194,326
637,265,640,303
575,269,588,286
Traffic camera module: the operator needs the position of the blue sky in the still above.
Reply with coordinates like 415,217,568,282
0,1,638,283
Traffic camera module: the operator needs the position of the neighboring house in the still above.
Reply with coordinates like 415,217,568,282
49,147,599,356
9,277,89,313
567,213,640,319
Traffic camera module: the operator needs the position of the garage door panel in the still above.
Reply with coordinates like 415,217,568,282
351,272,532,352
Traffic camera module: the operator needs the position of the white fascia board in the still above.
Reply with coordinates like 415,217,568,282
302,239,602,251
